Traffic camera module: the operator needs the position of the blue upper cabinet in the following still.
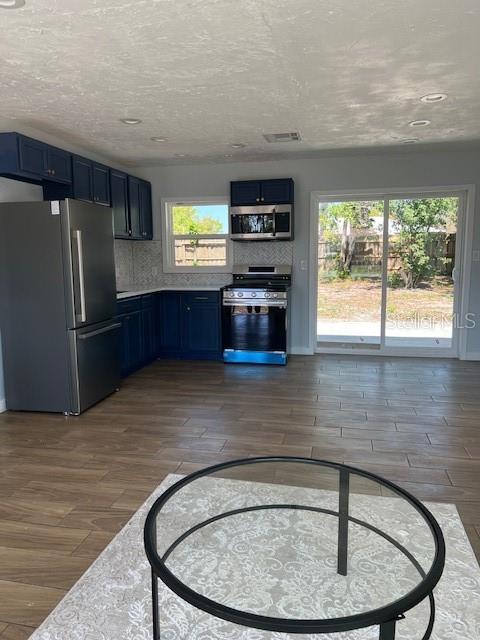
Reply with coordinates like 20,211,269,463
18,136,47,177
72,155,93,201
261,178,294,204
0,133,72,184
230,180,262,206
230,178,294,206
92,163,110,206
128,176,152,240
111,169,130,238
139,179,153,240
46,146,72,183
72,155,111,206
127,175,142,239
0,132,153,239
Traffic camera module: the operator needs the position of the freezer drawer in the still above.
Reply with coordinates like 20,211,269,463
70,321,121,414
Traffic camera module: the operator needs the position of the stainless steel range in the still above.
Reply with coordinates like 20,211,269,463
222,265,291,365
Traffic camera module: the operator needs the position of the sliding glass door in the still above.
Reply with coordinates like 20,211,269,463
316,193,462,355
317,200,384,346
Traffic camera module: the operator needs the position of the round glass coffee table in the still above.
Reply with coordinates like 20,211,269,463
144,457,445,639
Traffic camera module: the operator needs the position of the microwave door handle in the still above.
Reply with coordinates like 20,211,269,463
75,229,87,323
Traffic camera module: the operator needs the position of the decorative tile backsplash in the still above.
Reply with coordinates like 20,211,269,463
114,240,134,290
114,239,293,290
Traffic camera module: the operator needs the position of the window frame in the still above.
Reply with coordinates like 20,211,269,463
161,197,232,273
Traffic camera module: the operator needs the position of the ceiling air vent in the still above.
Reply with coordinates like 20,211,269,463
263,132,301,143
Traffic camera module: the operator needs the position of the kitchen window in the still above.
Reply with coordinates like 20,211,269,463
162,198,231,272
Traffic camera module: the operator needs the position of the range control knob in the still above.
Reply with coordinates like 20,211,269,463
273,293,278,298
251,292,257,298
237,291,243,298
265,292,271,299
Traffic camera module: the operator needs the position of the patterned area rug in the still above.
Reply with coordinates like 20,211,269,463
29,473,480,639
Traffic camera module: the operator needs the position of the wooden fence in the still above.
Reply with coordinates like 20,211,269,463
174,238,226,267
318,233,456,277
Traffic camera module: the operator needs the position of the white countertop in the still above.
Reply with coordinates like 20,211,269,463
117,285,222,299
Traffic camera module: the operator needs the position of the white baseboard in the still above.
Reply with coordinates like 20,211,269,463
0,398,6,413
289,346,314,355
462,351,480,361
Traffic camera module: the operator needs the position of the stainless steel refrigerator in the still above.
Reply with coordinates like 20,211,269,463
0,199,120,415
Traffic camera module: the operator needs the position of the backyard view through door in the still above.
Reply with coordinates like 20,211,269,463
317,196,459,351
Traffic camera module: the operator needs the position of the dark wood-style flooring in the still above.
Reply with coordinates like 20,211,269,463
0,354,480,637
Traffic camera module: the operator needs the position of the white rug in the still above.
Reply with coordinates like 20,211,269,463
29,473,480,640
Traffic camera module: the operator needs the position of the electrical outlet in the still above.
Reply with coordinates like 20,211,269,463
473,250,480,262
300,260,308,271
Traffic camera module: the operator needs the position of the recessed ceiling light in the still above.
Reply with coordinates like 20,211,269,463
231,143,245,149
150,136,167,142
175,153,186,157
402,138,418,144
0,0,25,8
420,93,447,103
409,120,431,127
120,118,142,125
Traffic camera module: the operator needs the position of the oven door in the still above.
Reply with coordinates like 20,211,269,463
222,300,287,364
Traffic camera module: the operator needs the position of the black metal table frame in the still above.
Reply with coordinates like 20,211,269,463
144,456,446,639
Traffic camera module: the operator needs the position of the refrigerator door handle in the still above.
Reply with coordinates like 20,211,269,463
77,322,121,340
75,229,87,323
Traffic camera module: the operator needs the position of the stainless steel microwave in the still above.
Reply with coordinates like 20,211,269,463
229,204,293,241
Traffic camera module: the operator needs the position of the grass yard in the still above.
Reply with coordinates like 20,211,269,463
318,276,454,324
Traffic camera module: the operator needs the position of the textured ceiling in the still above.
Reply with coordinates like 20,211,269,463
1,0,479,165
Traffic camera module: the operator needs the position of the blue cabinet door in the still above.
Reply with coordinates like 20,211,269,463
183,293,221,359
261,178,293,204
18,135,47,177
127,176,142,239
139,179,153,239
72,155,93,201
46,146,72,183
92,163,111,206
230,180,262,206
158,292,182,354
111,170,130,238
142,304,157,363
118,310,143,375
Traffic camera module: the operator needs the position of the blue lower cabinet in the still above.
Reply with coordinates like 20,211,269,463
183,293,221,359
117,309,143,376
157,291,182,354
158,291,222,361
116,296,145,376
117,290,222,376
142,296,157,363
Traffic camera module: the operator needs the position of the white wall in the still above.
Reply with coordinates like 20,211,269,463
136,146,480,355
0,178,44,412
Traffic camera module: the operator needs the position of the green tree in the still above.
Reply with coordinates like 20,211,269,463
319,201,381,275
172,206,222,235
390,198,457,288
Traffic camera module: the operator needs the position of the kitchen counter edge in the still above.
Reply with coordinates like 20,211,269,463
117,285,223,299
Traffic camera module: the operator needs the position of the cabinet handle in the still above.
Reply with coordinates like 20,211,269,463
256,197,260,202
52,169,56,176
128,229,132,236
261,197,264,201
194,296,209,300
186,306,190,311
